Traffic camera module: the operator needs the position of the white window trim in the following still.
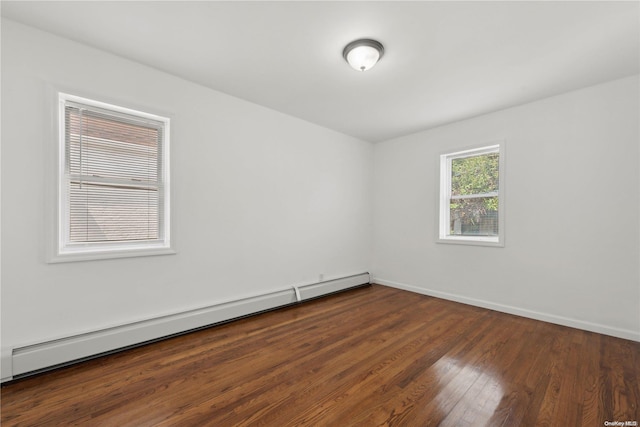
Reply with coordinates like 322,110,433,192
438,142,505,247
48,92,174,263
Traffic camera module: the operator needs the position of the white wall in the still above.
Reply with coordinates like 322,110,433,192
372,75,640,341
2,18,637,367
1,19,372,350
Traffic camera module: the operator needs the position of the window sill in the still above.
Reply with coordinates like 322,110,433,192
437,236,504,247
48,246,176,263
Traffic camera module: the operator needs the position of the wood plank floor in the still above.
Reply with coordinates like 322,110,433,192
2,285,639,426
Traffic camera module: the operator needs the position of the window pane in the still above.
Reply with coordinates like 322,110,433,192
451,153,499,196
69,182,159,242
66,107,160,183
450,196,498,236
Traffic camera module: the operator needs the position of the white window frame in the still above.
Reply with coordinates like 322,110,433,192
438,143,505,247
49,92,174,262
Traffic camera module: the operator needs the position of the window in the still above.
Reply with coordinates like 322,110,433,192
439,143,504,246
51,93,172,262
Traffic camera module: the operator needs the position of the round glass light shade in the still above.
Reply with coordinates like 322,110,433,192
343,39,384,72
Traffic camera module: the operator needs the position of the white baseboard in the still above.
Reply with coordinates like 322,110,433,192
2,273,370,382
374,277,640,342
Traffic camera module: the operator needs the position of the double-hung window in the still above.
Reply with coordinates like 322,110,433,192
51,93,172,262
438,143,504,246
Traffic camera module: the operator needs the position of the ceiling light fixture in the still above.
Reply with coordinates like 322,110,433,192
343,39,384,72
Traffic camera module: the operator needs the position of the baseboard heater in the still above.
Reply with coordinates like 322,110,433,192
3,273,370,383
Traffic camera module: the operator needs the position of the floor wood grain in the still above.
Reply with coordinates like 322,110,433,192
2,285,638,426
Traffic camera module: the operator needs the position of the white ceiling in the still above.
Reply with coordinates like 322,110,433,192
2,1,639,142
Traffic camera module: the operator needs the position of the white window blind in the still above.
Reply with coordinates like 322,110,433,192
54,93,171,261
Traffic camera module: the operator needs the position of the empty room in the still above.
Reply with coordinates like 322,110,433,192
1,1,639,426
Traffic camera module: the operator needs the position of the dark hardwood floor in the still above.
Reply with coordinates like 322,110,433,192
2,284,638,426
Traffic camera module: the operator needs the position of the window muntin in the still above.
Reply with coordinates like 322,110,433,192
439,144,504,246
53,93,171,261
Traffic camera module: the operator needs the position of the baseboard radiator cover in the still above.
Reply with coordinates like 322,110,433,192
3,273,370,382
